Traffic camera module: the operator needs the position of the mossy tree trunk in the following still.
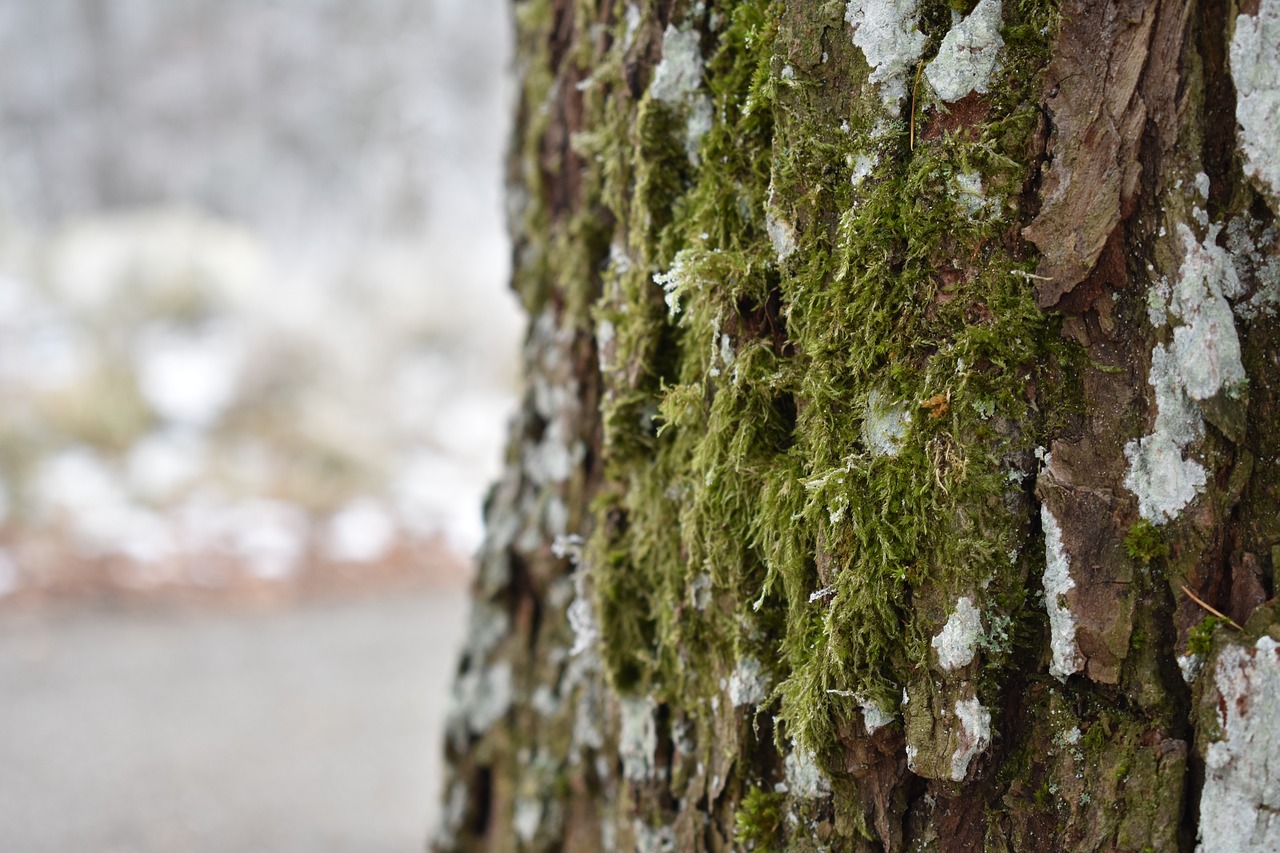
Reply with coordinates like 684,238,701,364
434,1,1280,850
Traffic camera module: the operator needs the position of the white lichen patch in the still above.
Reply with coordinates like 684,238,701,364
464,599,511,661
619,695,658,781
623,3,642,50
572,685,606,755
689,571,713,610
433,780,470,850
566,592,598,657
1168,225,1246,400
596,318,616,373
1229,0,1280,201
728,656,769,707
925,0,1004,103
1057,726,1082,747
633,819,677,853
863,389,911,456
845,0,927,105
531,684,560,717
451,661,514,737
809,584,835,603
684,94,714,163
567,567,600,657
860,696,895,735
1041,505,1084,681
1196,171,1211,199
649,25,713,163
513,796,543,844
1178,652,1204,684
671,719,695,756
765,207,797,263
784,744,832,799
1129,308,1210,508
954,171,996,217
1126,225,1245,522
932,596,982,670
1226,217,1280,319
706,328,735,380
1197,636,1280,852
1147,276,1172,327
650,26,704,104
828,495,849,525
850,153,876,186
951,697,991,781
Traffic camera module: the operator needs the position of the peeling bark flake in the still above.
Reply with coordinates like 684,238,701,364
1023,0,1188,308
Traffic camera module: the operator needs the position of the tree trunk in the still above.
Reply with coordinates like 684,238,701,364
433,1,1280,850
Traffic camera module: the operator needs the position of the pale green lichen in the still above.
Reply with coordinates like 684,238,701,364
1198,637,1280,851
925,0,1004,102
1229,0,1280,203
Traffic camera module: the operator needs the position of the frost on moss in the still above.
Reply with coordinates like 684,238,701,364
1042,504,1083,681
844,0,927,105
653,250,699,318
1198,636,1280,852
924,0,1004,103
1229,0,1280,203
932,595,982,670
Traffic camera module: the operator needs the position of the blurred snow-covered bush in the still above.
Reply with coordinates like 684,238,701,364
0,0,522,599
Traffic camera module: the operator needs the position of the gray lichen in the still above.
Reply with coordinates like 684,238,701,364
1229,0,1280,203
845,0,926,104
1042,503,1083,680
924,0,1004,103
1197,636,1280,852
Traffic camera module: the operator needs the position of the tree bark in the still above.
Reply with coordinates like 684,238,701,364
434,1,1280,850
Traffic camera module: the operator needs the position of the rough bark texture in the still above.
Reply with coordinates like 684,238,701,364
434,1,1280,851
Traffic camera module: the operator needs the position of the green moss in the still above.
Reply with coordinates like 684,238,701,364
1124,519,1169,566
1187,615,1223,657
735,786,787,851
564,0,1066,830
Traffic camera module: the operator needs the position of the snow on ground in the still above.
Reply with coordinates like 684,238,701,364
0,588,470,853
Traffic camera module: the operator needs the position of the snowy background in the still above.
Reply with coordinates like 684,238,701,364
0,0,523,599
0,2,520,849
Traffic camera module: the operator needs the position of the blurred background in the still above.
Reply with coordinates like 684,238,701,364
0,0,521,850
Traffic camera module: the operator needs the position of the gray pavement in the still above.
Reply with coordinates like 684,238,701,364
0,589,468,852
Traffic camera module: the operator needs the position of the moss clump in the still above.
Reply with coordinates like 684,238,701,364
735,786,787,851
562,0,1065,835
1124,519,1169,566
1186,615,1223,657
